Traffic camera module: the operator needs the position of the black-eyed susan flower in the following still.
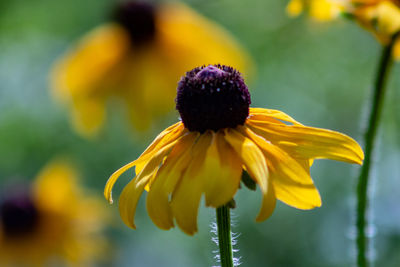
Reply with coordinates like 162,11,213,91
0,161,107,266
286,0,342,21
105,64,364,235
51,1,251,137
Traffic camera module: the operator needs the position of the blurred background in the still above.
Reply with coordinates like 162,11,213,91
1,0,399,266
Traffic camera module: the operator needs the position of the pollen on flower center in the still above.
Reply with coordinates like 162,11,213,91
176,64,251,133
113,1,156,45
0,191,39,237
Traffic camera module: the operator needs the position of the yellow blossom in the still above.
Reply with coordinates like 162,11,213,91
0,161,108,266
342,0,400,43
51,1,251,138
287,0,400,58
105,65,364,235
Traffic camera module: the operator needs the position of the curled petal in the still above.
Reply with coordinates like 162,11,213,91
104,122,184,203
256,180,276,222
135,122,185,174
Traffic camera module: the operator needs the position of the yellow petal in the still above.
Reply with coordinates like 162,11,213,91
202,131,242,207
118,132,194,228
376,1,400,35
247,120,364,164
249,108,302,125
157,2,253,80
256,180,277,222
309,0,340,21
241,126,312,185
170,132,210,235
118,174,152,229
224,128,269,194
137,46,179,118
121,45,178,131
272,175,322,209
34,161,79,211
242,126,321,209
135,122,185,174
104,122,184,203
286,0,304,17
51,23,130,100
71,98,106,138
146,132,198,230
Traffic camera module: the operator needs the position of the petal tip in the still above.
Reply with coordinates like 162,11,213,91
182,228,197,236
104,189,113,204
255,212,273,223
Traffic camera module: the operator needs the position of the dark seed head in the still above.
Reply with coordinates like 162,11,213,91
176,64,251,133
0,188,39,237
113,1,156,45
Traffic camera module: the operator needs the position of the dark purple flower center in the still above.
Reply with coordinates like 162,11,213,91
113,1,156,45
176,64,251,133
0,190,39,237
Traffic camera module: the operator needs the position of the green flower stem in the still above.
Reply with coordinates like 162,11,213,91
216,205,233,267
356,33,399,267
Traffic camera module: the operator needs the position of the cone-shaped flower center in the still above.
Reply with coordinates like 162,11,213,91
0,190,39,237
176,64,251,133
113,1,156,45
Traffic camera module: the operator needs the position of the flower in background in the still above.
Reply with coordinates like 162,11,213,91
0,161,108,266
105,64,364,235
51,1,251,137
286,0,342,21
286,0,400,58
340,0,400,57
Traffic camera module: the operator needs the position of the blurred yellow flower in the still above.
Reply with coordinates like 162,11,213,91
341,0,400,50
0,161,108,266
51,1,251,138
287,0,400,58
286,0,342,21
105,65,364,235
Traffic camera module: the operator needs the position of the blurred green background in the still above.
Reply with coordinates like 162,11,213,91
1,0,399,266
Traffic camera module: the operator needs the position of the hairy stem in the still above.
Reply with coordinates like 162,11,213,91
216,205,233,267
